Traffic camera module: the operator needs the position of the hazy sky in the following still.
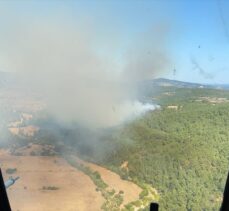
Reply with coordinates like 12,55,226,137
1,0,229,84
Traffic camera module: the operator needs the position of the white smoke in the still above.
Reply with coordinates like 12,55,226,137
103,101,160,127
0,5,169,128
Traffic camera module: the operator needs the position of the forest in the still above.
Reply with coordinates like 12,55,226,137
82,86,229,211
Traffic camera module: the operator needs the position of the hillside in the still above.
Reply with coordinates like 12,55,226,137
71,84,229,211
2,77,229,210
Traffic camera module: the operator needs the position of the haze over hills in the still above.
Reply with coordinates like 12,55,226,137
0,73,229,210
0,71,16,87
1,70,229,90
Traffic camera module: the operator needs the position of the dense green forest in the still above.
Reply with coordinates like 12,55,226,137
83,86,229,211
33,85,229,210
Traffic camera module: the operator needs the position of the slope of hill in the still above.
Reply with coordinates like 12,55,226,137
73,84,229,211
149,78,229,90
149,78,206,88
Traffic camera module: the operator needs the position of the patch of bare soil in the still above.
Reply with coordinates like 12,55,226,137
196,97,229,104
8,125,39,137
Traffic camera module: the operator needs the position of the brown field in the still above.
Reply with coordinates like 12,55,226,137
0,146,142,211
0,150,104,211
74,157,142,206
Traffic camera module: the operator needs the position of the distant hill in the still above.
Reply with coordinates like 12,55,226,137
151,78,205,88
1,71,229,90
149,78,229,90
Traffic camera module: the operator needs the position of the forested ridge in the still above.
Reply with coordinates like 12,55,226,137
88,87,229,210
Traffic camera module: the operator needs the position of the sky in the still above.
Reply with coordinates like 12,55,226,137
0,0,229,84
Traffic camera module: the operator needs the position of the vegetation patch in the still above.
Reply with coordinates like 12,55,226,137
42,186,59,191
6,168,17,174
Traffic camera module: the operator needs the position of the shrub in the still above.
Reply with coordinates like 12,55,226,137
42,186,59,190
6,168,17,174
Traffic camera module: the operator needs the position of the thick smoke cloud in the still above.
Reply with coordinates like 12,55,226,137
0,9,170,128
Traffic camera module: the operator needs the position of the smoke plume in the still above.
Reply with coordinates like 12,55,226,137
0,9,170,128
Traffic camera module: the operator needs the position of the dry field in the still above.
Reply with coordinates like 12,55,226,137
0,146,142,211
0,149,104,211
75,157,142,206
